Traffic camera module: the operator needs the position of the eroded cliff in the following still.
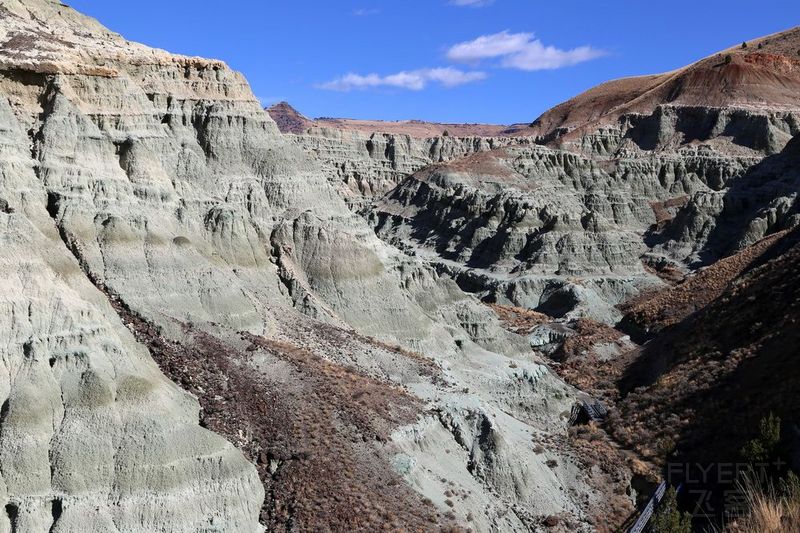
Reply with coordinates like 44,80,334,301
0,1,623,531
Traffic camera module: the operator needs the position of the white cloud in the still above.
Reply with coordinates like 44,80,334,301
449,0,494,6
446,31,605,71
319,67,486,91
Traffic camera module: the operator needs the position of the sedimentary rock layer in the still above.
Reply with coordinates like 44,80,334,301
0,1,617,531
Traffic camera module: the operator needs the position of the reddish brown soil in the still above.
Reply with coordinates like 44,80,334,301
649,195,690,227
102,289,459,531
266,101,315,134
413,149,542,192
296,317,442,378
487,303,551,334
530,26,800,142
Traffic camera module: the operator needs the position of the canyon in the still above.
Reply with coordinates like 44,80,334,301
0,1,798,531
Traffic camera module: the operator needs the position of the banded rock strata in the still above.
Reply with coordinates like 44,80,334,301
367,63,800,322
290,126,536,207
0,1,623,531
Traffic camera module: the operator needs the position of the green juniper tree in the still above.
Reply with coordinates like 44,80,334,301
740,412,781,463
650,487,692,533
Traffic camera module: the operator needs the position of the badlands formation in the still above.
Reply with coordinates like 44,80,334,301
0,1,798,532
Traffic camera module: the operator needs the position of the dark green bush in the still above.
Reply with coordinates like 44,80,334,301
651,487,692,533
740,412,781,463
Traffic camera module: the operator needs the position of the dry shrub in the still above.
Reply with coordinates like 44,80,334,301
487,303,550,334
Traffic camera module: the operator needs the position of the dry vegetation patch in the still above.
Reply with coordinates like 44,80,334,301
104,290,458,531
620,230,787,337
611,230,800,468
487,303,550,335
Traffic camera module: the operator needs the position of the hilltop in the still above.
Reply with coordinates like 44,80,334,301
530,26,800,142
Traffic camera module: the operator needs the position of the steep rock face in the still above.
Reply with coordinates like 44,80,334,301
0,1,618,530
367,28,800,321
649,131,800,264
289,126,537,207
570,105,799,158
0,67,263,533
368,138,765,321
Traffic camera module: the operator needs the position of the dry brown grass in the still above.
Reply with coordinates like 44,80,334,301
729,483,800,532
620,230,788,337
548,318,637,404
611,229,800,468
566,423,637,531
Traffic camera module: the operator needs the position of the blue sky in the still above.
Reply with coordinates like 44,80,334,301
68,0,799,124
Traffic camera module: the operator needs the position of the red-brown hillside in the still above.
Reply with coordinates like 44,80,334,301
266,101,315,134
610,227,800,465
531,26,800,140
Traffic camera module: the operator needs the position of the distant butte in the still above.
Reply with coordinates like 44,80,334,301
267,101,531,137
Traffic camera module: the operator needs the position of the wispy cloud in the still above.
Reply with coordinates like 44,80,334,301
446,31,605,71
319,67,486,91
448,0,494,6
353,8,380,16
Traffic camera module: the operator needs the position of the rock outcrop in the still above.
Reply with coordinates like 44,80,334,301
268,103,539,208
366,29,800,322
370,147,661,323
0,1,621,531
291,126,537,207
649,130,800,265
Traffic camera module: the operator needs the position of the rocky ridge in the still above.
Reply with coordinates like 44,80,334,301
291,126,538,207
530,26,800,142
366,42,800,320
267,101,530,138
268,102,539,209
